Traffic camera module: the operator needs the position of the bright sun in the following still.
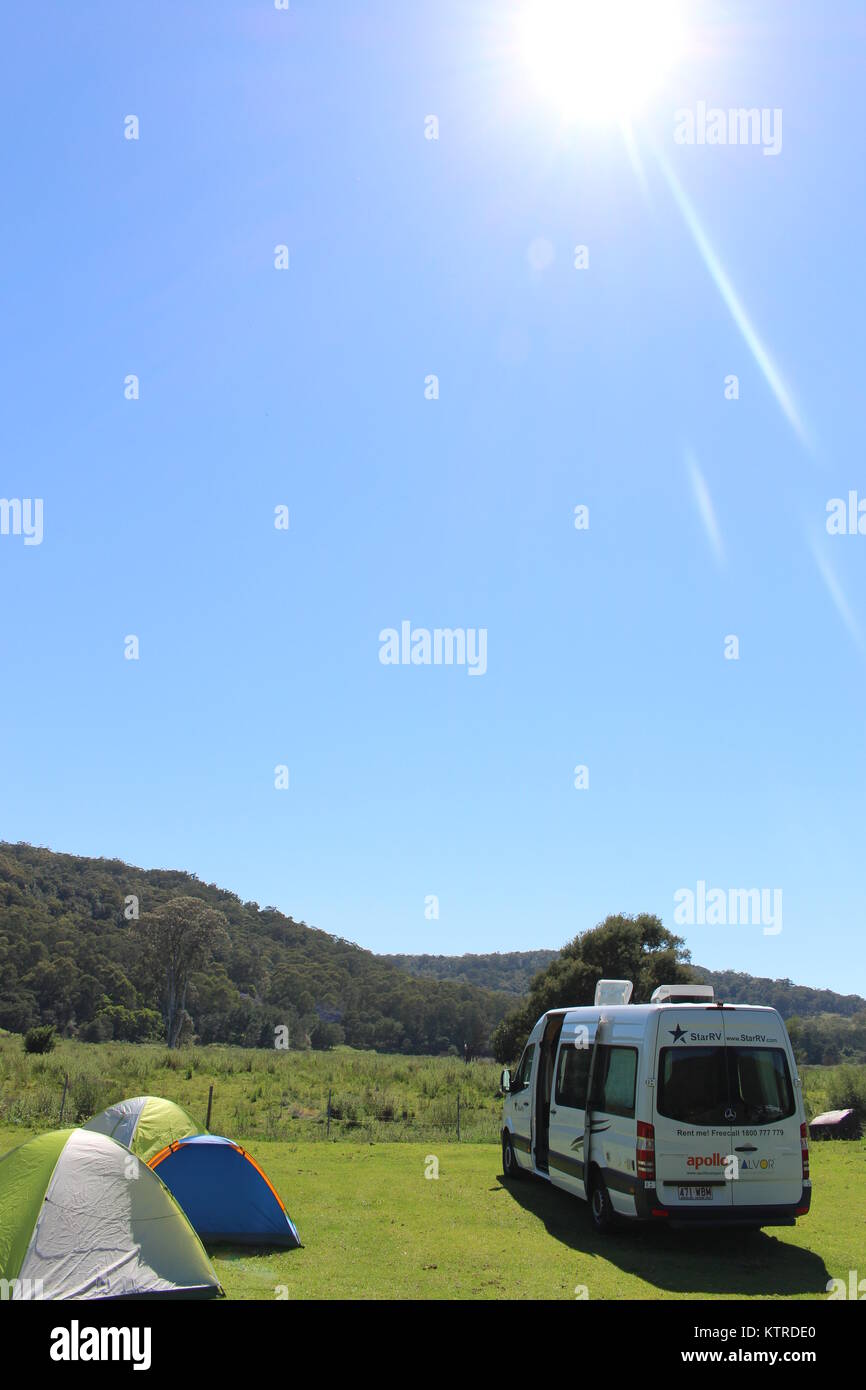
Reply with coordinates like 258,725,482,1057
517,0,687,124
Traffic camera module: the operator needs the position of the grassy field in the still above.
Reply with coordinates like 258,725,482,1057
1,1037,863,1299
0,1036,856,1148
0,1126,861,1299
212,1138,865,1301
0,1036,502,1144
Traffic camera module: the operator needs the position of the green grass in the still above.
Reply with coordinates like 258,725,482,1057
0,1037,501,1144
1,1038,860,1148
2,1038,863,1299
1,1126,861,1299
170,1138,866,1301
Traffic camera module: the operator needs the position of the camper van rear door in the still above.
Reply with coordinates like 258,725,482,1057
724,1017,803,1209
653,1008,735,1212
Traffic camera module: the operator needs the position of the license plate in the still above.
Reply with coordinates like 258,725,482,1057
677,1184,713,1201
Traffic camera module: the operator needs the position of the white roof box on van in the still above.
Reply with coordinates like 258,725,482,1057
594,979,634,1006
650,983,715,1004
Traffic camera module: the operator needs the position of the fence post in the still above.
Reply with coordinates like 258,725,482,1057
59,1074,69,1125
326,1088,332,1138
457,1093,460,1143
205,1084,214,1130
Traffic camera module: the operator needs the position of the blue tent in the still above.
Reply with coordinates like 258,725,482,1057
149,1136,300,1248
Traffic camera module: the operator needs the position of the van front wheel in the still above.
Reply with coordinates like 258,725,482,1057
589,1175,615,1233
502,1133,522,1181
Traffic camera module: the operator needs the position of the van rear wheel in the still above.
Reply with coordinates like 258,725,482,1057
589,1174,615,1233
502,1133,522,1181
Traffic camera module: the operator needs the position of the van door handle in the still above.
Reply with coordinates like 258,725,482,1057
550,1109,557,1115
735,1145,758,1152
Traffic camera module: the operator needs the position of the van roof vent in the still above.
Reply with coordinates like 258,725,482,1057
651,983,715,1005
594,979,634,1007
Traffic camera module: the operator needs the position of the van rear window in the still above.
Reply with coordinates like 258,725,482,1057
656,1047,727,1126
733,1048,795,1123
657,1047,795,1126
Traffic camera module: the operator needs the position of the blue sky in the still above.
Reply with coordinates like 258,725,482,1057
1,1,864,994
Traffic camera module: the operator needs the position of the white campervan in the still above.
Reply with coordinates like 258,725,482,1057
500,980,811,1232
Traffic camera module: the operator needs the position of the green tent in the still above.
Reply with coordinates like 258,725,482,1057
83,1095,202,1164
0,1128,221,1300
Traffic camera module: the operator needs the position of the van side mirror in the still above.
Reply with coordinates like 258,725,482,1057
500,1068,511,1094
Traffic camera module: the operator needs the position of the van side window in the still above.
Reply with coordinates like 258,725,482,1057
591,1045,637,1118
555,1044,591,1109
512,1044,535,1092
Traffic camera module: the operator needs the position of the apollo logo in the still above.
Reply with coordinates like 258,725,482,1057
685,1153,739,1179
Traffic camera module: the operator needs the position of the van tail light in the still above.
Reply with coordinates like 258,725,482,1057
636,1120,655,1181
800,1122,810,1180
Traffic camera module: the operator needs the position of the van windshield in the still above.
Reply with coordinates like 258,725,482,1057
657,1047,795,1126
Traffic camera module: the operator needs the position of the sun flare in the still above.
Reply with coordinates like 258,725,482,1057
517,0,688,124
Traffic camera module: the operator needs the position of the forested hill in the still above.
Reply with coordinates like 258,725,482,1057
382,951,866,1020
4,842,860,1058
691,968,866,1020
0,843,510,1053
380,951,560,995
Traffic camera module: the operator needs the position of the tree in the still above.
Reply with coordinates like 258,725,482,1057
310,1019,344,1050
827,1063,866,1125
23,1023,57,1054
491,912,693,1062
137,896,229,1048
